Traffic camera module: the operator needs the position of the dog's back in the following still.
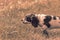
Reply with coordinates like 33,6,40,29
35,14,60,28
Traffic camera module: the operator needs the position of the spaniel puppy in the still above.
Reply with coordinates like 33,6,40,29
21,14,60,37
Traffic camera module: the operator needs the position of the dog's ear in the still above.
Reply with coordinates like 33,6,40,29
31,16,39,27
30,14,35,18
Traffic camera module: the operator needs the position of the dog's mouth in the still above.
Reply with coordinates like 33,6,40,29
23,20,30,24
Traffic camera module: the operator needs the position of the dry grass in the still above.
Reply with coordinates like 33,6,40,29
0,0,60,40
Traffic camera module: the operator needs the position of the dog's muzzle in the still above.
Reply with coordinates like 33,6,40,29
21,18,30,24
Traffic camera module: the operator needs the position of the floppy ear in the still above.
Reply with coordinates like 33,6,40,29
31,16,39,27
30,14,35,17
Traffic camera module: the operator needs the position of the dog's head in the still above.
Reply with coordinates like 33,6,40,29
21,14,39,27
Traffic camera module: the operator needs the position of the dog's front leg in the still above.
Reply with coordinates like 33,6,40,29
42,25,49,37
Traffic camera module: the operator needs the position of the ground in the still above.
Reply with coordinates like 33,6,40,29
0,0,60,40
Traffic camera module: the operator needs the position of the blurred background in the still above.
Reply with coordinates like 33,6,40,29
0,0,60,40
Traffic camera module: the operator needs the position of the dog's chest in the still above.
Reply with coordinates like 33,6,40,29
37,14,46,25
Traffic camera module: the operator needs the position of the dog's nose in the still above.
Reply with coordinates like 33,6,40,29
21,18,24,21
21,19,25,23
21,19,23,21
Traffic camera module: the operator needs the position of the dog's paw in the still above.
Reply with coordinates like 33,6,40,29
43,30,49,38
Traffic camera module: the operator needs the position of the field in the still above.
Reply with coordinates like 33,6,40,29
0,0,60,40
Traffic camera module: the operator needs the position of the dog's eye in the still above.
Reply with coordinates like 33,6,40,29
26,17,31,22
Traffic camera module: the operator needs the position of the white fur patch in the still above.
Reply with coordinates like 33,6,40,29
56,17,59,20
35,14,46,17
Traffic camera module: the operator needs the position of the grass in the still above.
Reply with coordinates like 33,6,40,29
0,0,60,40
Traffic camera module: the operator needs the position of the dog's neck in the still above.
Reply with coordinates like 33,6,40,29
35,14,46,18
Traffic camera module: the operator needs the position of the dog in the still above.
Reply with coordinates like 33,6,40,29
21,13,60,37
